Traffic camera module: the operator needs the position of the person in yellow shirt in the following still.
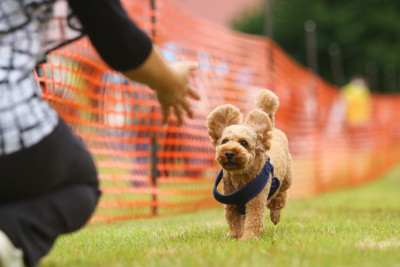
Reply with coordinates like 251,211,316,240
341,76,372,126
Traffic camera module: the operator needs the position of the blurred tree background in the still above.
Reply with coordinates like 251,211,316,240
231,0,400,93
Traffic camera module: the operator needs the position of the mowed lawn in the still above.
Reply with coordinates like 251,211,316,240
40,165,400,267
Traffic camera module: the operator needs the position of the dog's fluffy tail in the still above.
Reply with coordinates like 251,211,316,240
255,89,279,127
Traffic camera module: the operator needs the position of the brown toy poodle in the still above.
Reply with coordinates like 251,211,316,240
207,89,293,241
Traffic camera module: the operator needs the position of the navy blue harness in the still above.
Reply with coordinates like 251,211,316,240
213,158,280,215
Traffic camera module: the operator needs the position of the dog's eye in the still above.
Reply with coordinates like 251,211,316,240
221,140,228,144
240,140,248,147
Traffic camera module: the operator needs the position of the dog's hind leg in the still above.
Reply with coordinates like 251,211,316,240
268,155,293,225
267,190,288,225
267,164,293,225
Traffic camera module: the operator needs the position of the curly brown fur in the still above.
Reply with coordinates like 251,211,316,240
206,89,293,241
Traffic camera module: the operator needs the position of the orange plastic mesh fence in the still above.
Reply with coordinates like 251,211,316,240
34,0,400,222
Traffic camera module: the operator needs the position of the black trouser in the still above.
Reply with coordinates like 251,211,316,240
0,119,101,266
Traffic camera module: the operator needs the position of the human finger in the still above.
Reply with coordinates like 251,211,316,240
181,99,193,119
173,61,199,70
173,105,184,126
162,105,170,125
187,61,199,71
186,85,201,100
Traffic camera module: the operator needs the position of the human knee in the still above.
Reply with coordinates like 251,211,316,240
57,185,100,232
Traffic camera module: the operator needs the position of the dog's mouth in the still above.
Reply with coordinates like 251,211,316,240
223,161,240,167
217,154,244,170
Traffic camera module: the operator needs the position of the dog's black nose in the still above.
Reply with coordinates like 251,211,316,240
225,151,235,159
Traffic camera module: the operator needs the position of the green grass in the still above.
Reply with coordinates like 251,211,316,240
40,165,400,267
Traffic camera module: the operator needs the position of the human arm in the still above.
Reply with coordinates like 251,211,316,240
67,0,200,125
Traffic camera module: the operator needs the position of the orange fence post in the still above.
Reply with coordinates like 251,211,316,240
150,0,159,217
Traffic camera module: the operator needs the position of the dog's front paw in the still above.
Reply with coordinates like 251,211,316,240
227,231,242,239
270,209,281,225
241,232,259,241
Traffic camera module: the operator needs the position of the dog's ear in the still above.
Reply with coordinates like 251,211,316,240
244,109,273,151
206,104,242,148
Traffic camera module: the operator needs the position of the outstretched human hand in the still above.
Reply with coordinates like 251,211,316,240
122,45,200,126
154,61,200,125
